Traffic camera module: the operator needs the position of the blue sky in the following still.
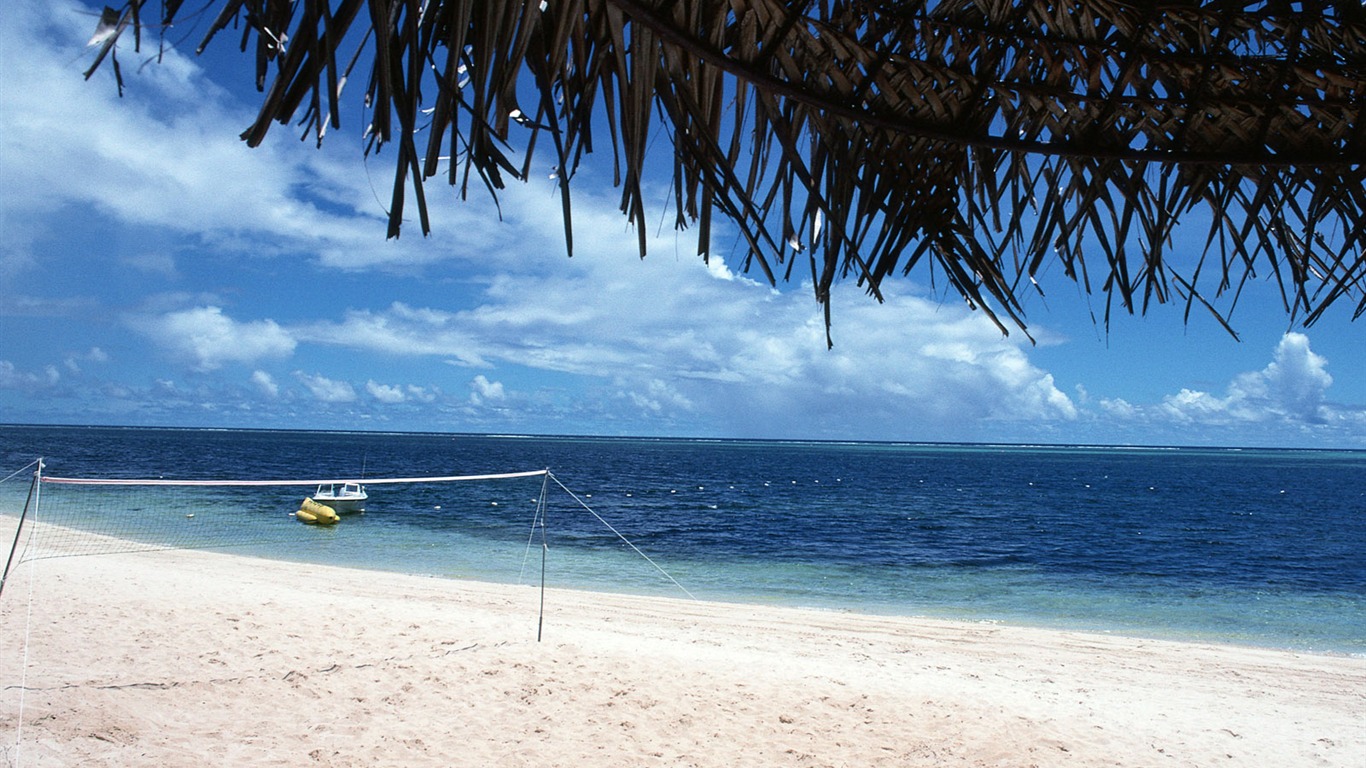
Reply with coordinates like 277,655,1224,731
2,0,1363,448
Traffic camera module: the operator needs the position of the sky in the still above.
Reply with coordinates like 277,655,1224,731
2,0,1363,448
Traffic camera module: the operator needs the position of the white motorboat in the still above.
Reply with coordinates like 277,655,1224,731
311,482,367,513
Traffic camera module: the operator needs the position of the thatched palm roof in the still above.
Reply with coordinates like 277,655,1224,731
89,1,1365,343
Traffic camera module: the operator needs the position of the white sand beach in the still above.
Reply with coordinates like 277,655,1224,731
2,541,1362,767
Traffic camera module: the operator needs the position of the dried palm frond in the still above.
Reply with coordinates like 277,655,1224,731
86,1,1366,344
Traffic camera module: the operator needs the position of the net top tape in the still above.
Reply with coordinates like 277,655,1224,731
40,469,548,487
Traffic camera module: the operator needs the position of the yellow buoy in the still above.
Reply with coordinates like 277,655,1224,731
300,498,340,524
295,508,318,524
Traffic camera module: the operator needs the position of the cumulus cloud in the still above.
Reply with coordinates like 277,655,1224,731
0,360,61,391
62,346,109,374
266,181,1080,438
405,385,438,403
469,375,505,405
139,306,296,371
251,370,280,398
1094,333,1363,445
295,372,356,403
1098,397,1137,419
1158,333,1335,425
260,172,1077,438
366,380,407,403
624,379,694,414
289,270,1077,437
1238,332,1333,421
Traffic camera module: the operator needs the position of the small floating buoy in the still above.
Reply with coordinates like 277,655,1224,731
491,501,498,506
185,513,195,519
434,505,441,510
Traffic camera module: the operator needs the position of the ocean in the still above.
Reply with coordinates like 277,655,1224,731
2,424,1363,654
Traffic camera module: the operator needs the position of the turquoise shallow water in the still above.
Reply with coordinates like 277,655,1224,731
2,425,1364,654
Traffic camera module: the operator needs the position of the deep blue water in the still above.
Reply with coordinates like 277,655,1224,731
2,425,1363,653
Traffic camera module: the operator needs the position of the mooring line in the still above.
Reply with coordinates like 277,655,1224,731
548,473,696,601
0,460,40,486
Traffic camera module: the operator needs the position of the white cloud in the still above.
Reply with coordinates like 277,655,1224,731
257,176,1082,438
1159,388,1231,423
1098,333,1363,442
1237,332,1333,422
281,241,1079,437
295,304,491,367
1158,333,1335,425
0,0,496,278
1098,397,1137,419
406,384,438,403
139,306,296,371
251,370,280,398
295,372,356,403
624,379,694,414
469,375,505,405
0,361,61,390
366,380,407,403
62,347,107,374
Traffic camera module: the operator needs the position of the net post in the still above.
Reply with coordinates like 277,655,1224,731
537,470,550,642
0,459,43,600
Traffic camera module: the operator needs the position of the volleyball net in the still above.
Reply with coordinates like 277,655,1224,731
0,459,693,602
0,459,552,595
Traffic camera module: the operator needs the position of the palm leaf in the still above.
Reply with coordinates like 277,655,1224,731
84,0,1366,339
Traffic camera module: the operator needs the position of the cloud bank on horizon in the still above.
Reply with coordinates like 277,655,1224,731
1,0,1363,448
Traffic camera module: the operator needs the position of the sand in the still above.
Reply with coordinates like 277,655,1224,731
1,542,1362,767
